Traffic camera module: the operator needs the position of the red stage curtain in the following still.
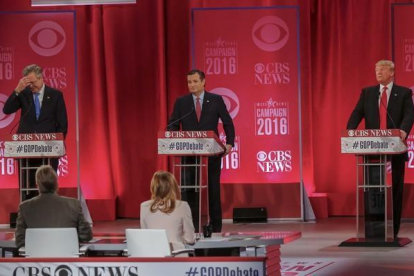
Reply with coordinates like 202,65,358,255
0,0,412,218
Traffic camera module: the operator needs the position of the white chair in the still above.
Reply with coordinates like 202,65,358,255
22,228,83,258
125,229,194,257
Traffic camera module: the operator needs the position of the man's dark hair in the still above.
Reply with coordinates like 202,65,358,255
36,165,58,193
188,69,205,81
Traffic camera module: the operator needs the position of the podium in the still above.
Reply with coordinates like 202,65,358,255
4,133,66,202
340,129,411,247
158,131,225,233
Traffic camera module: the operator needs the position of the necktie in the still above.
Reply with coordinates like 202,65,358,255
196,97,201,121
34,93,40,120
380,87,388,129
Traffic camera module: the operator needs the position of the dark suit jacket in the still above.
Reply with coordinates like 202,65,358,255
347,84,414,134
3,85,68,137
15,193,93,248
168,91,235,146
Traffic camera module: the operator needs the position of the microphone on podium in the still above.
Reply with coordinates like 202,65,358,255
165,107,194,130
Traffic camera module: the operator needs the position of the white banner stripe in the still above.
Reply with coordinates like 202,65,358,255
32,0,136,6
0,261,265,275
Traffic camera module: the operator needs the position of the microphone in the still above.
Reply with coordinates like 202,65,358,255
9,92,32,134
166,107,194,130
379,92,397,129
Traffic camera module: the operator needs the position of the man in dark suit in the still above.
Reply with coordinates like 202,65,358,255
3,64,68,136
347,60,414,238
15,165,92,248
3,64,68,200
168,69,235,232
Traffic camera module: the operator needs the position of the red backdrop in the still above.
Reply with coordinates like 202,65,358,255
1,0,414,221
192,7,301,184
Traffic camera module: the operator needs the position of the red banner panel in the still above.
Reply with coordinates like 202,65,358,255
192,7,301,184
393,4,414,183
0,12,77,189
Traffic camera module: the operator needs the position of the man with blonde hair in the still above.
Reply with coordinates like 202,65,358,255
15,165,92,248
347,60,414,239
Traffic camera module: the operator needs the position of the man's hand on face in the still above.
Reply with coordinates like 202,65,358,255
15,77,30,93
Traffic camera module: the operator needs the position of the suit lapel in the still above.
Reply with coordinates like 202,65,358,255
25,90,37,119
39,86,50,119
388,85,399,114
372,85,380,117
200,91,211,123
186,94,198,122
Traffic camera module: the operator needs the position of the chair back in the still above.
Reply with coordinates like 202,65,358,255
25,228,79,258
126,229,171,257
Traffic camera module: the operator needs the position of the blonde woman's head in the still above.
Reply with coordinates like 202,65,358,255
150,170,181,213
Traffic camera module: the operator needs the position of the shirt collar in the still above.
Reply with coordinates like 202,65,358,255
380,82,393,93
192,91,205,101
38,84,45,95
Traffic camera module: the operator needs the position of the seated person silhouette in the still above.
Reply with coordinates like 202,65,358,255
15,165,92,248
140,171,196,256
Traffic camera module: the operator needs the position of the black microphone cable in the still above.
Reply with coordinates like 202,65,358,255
165,107,195,130
9,93,32,134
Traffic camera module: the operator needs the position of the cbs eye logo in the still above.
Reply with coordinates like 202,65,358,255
254,63,265,74
29,21,66,57
0,94,16,129
257,151,267,162
252,16,289,52
210,87,240,120
54,265,73,276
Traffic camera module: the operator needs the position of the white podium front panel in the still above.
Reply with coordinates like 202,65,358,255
4,133,65,158
158,131,225,156
341,129,407,154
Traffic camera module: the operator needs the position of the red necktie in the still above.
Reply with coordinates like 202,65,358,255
380,87,388,129
196,97,201,121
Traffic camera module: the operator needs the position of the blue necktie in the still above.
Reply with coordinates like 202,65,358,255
34,93,40,120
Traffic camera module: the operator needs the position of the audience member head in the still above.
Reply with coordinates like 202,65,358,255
150,170,181,214
36,165,58,194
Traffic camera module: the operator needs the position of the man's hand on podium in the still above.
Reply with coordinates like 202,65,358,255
400,130,407,142
224,144,233,156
